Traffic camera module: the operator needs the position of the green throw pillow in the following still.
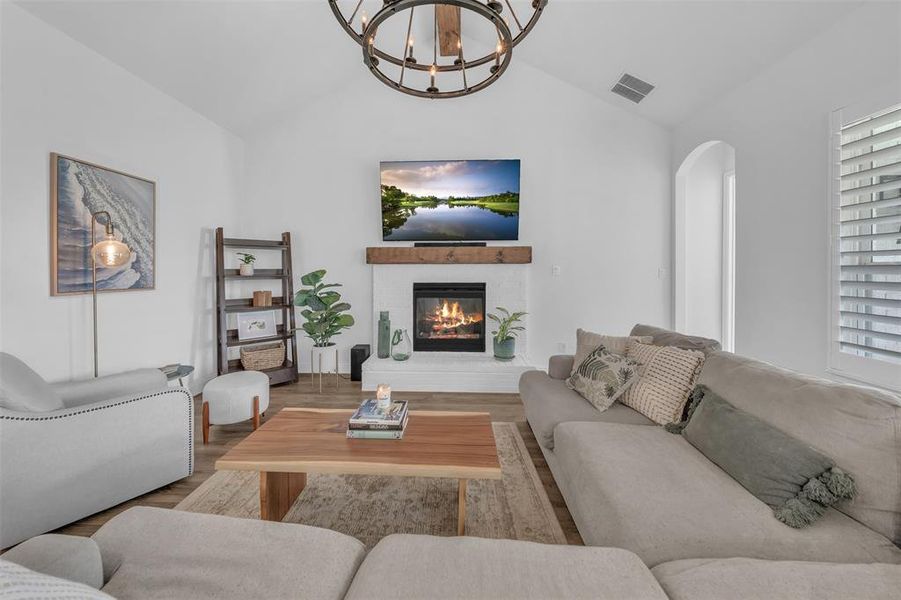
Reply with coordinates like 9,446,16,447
566,345,641,412
670,386,856,528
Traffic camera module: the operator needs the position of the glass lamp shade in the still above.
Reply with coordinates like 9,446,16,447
91,234,131,267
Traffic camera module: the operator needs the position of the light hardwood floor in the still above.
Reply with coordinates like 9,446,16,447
56,375,583,545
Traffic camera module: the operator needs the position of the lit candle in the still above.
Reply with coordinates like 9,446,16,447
457,39,463,62
429,63,437,89
360,9,368,32
376,384,391,410
406,36,415,63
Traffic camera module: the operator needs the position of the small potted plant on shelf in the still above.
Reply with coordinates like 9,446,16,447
487,307,526,361
236,252,256,276
294,269,355,371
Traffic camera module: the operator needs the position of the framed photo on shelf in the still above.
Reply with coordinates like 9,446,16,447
236,310,277,341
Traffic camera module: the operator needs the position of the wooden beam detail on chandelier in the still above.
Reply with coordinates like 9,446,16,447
436,5,461,56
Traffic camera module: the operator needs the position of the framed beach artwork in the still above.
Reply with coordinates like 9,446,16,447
50,153,156,296
236,311,278,341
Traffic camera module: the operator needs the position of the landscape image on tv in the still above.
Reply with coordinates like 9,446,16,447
381,159,520,241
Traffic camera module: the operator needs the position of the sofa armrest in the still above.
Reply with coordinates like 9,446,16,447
548,355,575,379
2,534,104,589
52,368,167,408
0,387,193,548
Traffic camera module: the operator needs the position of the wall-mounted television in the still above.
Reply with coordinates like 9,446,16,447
381,159,520,241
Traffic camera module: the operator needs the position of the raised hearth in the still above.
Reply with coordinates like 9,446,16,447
362,352,533,393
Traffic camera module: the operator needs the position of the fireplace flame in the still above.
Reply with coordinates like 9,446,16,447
428,300,482,335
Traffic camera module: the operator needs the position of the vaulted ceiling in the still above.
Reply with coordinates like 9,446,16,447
18,0,861,135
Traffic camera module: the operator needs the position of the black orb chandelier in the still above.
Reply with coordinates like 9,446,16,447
329,0,548,99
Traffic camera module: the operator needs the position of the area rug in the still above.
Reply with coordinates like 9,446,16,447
175,422,566,548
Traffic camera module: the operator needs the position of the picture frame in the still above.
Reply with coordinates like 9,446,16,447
50,153,156,296
236,310,278,341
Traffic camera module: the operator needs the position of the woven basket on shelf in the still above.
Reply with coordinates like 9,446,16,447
240,341,285,370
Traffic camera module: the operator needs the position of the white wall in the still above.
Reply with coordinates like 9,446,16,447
673,1,901,378
242,61,672,372
678,142,734,342
0,3,244,386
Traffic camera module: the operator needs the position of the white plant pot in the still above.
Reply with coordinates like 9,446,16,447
310,343,339,392
311,343,338,372
239,263,254,276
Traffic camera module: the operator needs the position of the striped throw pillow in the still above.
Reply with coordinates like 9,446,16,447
621,342,706,425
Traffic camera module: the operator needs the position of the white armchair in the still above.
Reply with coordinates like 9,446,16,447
0,353,193,549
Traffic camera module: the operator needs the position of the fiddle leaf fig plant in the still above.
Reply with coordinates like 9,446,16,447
294,269,354,347
487,307,527,342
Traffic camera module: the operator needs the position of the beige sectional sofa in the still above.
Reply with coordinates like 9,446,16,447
3,324,900,598
522,325,901,581
4,505,900,599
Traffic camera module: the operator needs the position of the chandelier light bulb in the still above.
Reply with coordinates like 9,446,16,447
360,9,368,28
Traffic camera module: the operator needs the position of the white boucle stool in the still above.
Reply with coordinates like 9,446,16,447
201,371,270,444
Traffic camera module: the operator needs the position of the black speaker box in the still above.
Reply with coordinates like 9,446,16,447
350,344,371,382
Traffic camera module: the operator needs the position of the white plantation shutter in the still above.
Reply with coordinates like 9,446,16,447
831,103,901,388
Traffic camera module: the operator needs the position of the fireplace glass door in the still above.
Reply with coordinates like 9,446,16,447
413,283,486,352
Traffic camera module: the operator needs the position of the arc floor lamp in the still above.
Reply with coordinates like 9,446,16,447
90,211,131,377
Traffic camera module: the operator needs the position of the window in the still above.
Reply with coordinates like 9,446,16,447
829,103,901,391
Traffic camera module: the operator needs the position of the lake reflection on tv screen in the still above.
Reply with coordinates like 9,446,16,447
381,160,520,241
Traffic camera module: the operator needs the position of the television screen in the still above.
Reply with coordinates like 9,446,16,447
381,159,520,241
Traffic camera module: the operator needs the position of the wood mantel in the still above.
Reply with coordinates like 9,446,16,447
366,246,532,265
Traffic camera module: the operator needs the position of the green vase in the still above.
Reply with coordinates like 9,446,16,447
391,329,412,361
377,311,391,359
493,337,515,361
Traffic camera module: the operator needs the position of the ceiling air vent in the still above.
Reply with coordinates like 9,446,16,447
611,73,655,103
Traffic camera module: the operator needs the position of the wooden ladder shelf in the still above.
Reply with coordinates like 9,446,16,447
215,227,299,386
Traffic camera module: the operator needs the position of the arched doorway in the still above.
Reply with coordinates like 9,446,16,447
675,141,736,351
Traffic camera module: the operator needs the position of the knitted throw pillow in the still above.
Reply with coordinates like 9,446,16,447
620,342,705,425
673,386,857,528
0,559,114,599
566,345,642,412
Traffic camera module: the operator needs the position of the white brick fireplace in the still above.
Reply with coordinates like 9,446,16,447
363,262,533,393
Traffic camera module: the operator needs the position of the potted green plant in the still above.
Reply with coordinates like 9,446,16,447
487,307,526,361
294,269,355,358
236,252,256,276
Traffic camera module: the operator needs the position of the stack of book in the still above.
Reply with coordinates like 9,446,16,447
347,399,409,439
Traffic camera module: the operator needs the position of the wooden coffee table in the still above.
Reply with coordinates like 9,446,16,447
215,408,502,535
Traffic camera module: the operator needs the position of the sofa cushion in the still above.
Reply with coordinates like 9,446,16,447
621,342,705,425
697,351,901,545
0,352,63,412
0,559,114,599
92,507,365,600
652,557,901,600
2,534,104,589
629,324,721,354
552,421,901,566
520,370,653,450
345,534,668,600
571,329,653,376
